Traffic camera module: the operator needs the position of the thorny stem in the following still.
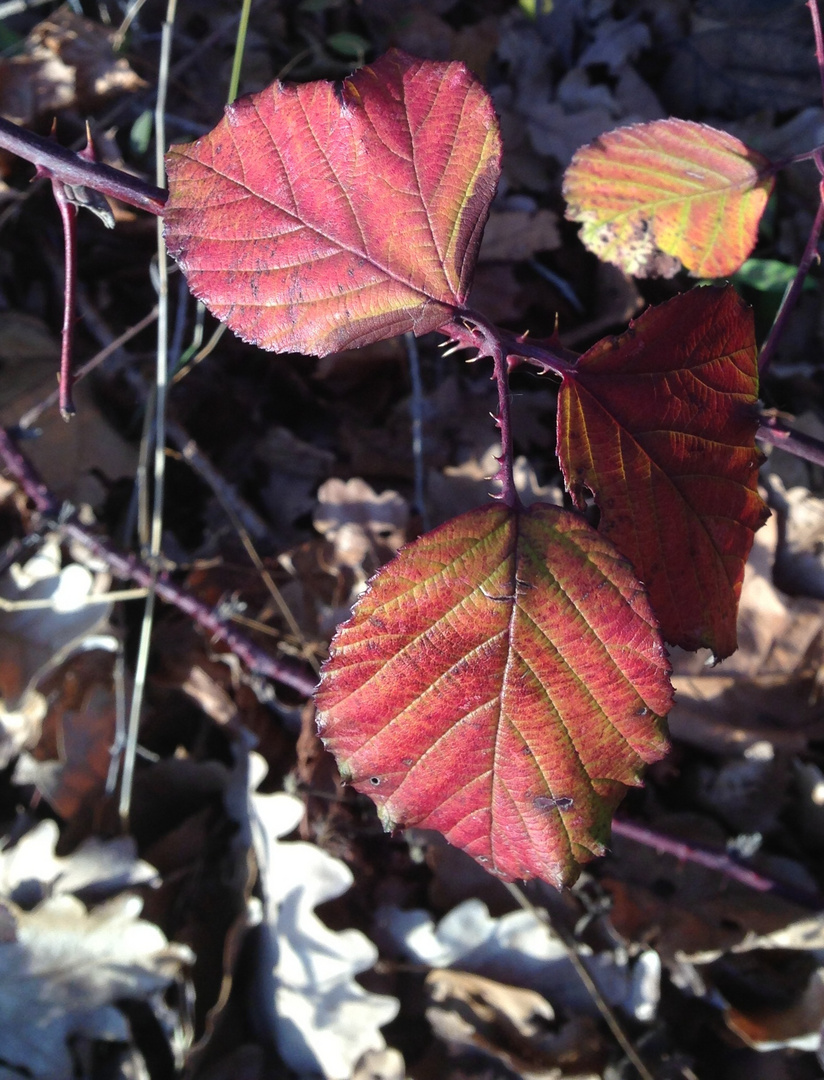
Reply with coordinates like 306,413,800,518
441,309,580,506
491,341,521,510
49,179,78,420
443,314,528,508
444,309,579,379
612,818,824,910
0,116,167,216
0,427,318,698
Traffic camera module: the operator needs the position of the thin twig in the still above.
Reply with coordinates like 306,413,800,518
201,461,317,670
0,426,317,697
227,0,253,103
120,0,176,827
0,589,148,612
506,883,656,1080
17,306,159,430
49,179,78,420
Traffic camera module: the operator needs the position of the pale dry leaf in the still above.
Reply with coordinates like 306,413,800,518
380,899,660,1021
425,968,605,1080
0,820,157,909
0,6,144,124
351,1047,406,1080
667,512,824,755
527,101,618,167
0,893,191,1080
313,478,408,579
427,444,562,525
0,538,116,767
725,968,824,1053
770,476,824,598
249,761,398,1079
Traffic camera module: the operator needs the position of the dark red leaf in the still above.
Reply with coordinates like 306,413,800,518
557,285,768,660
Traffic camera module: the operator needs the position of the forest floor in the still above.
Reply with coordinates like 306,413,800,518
2,1,824,1078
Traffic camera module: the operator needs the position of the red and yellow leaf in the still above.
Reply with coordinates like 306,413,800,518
557,285,768,661
563,119,774,278
315,503,672,887
163,50,500,356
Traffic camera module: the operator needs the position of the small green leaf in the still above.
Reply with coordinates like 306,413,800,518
733,258,815,293
518,0,554,15
299,0,343,10
130,110,154,156
325,31,369,60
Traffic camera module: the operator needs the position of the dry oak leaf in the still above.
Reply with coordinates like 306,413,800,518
557,285,768,660
316,502,671,888
563,118,774,278
164,50,501,356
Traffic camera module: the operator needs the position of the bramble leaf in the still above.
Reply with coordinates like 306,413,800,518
563,119,774,278
557,285,768,661
163,50,501,355
315,503,672,888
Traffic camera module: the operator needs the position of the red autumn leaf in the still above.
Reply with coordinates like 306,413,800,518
163,50,501,356
557,285,768,661
315,503,672,888
563,119,774,278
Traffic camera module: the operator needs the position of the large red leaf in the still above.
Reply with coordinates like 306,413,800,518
315,503,672,887
163,51,501,355
563,119,774,278
557,285,768,661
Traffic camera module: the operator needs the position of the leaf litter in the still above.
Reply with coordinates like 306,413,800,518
4,0,824,1076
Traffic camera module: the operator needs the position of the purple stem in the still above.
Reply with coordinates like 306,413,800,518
809,0,824,104
757,4,824,376
0,427,318,698
770,143,824,171
757,188,824,377
757,413,824,467
612,817,824,909
0,116,167,216
443,310,579,379
491,339,521,510
442,314,538,508
50,179,78,420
